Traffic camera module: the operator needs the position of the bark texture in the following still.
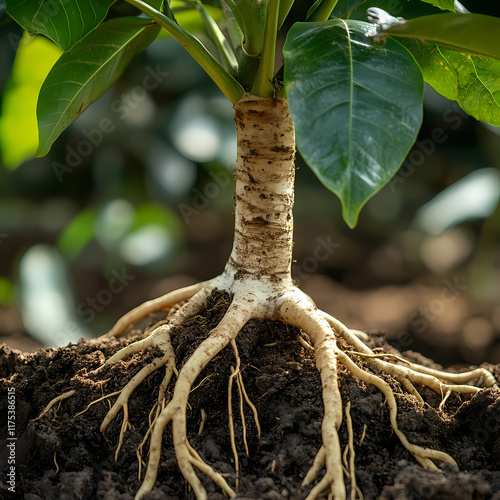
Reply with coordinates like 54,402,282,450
229,94,296,281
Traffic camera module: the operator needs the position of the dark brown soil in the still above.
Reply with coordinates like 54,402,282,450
1,290,500,500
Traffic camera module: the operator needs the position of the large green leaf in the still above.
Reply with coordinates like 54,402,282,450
36,17,161,157
383,14,500,60
5,0,113,50
403,40,500,125
283,19,424,227
0,33,62,168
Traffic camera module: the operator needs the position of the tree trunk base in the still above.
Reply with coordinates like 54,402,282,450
1,287,499,500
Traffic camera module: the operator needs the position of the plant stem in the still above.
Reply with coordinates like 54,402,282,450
222,1,244,51
124,0,245,104
238,0,269,57
307,0,338,22
230,95,295,278
251,0,280,98
194,1,239,76
224,0,245,37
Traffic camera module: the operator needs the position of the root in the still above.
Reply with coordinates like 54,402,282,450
337,350,457,470
323,312,498,392
344,402,357,500
135,297,255,500
102,281,212,338
56,275,496,500
228,365,240,491
100,325,175,434
38,390,76,419
282,294,345,500
282,294,498,499
198,408,207,435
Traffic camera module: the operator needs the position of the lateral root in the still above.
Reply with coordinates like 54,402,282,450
55,280,498,500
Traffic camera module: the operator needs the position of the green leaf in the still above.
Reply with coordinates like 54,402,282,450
0,32,62,168
283,19,423,227
403,40,500,125
420,0,454,11
5,0,114,50
36,17,161,157
306,0,322,20
333,0,444,20
383,14,500,60
145,0,163,9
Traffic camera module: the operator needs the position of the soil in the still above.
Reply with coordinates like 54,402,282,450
1,290,500,500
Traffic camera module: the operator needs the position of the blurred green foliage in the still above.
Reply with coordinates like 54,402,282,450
0,0,499,361
0,33,61,167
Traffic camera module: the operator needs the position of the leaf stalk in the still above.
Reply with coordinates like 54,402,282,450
307,0,339,22
124,0,244,103
251,0,280,97
193,1,239,76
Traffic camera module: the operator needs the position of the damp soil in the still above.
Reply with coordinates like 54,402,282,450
1,290,500,500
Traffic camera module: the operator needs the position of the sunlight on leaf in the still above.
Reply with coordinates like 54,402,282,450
0,33,62,169
36,17,160,157
403,40,500,126
383,14,500,60
284,20,423,227
5,0,113,50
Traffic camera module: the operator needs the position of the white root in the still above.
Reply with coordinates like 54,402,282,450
101,326,175,430
37,390,76,419
135,296,255,500
61,281,496,500
281,293,345,500
228,365,240,491
96,284,216,374
102,280,213,339
344,402,357,500
323,312,497,394
337,350,457,470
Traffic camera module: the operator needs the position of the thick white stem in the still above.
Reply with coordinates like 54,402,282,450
227,94,295,283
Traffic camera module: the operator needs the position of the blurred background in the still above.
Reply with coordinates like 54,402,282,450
1,0,500,367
